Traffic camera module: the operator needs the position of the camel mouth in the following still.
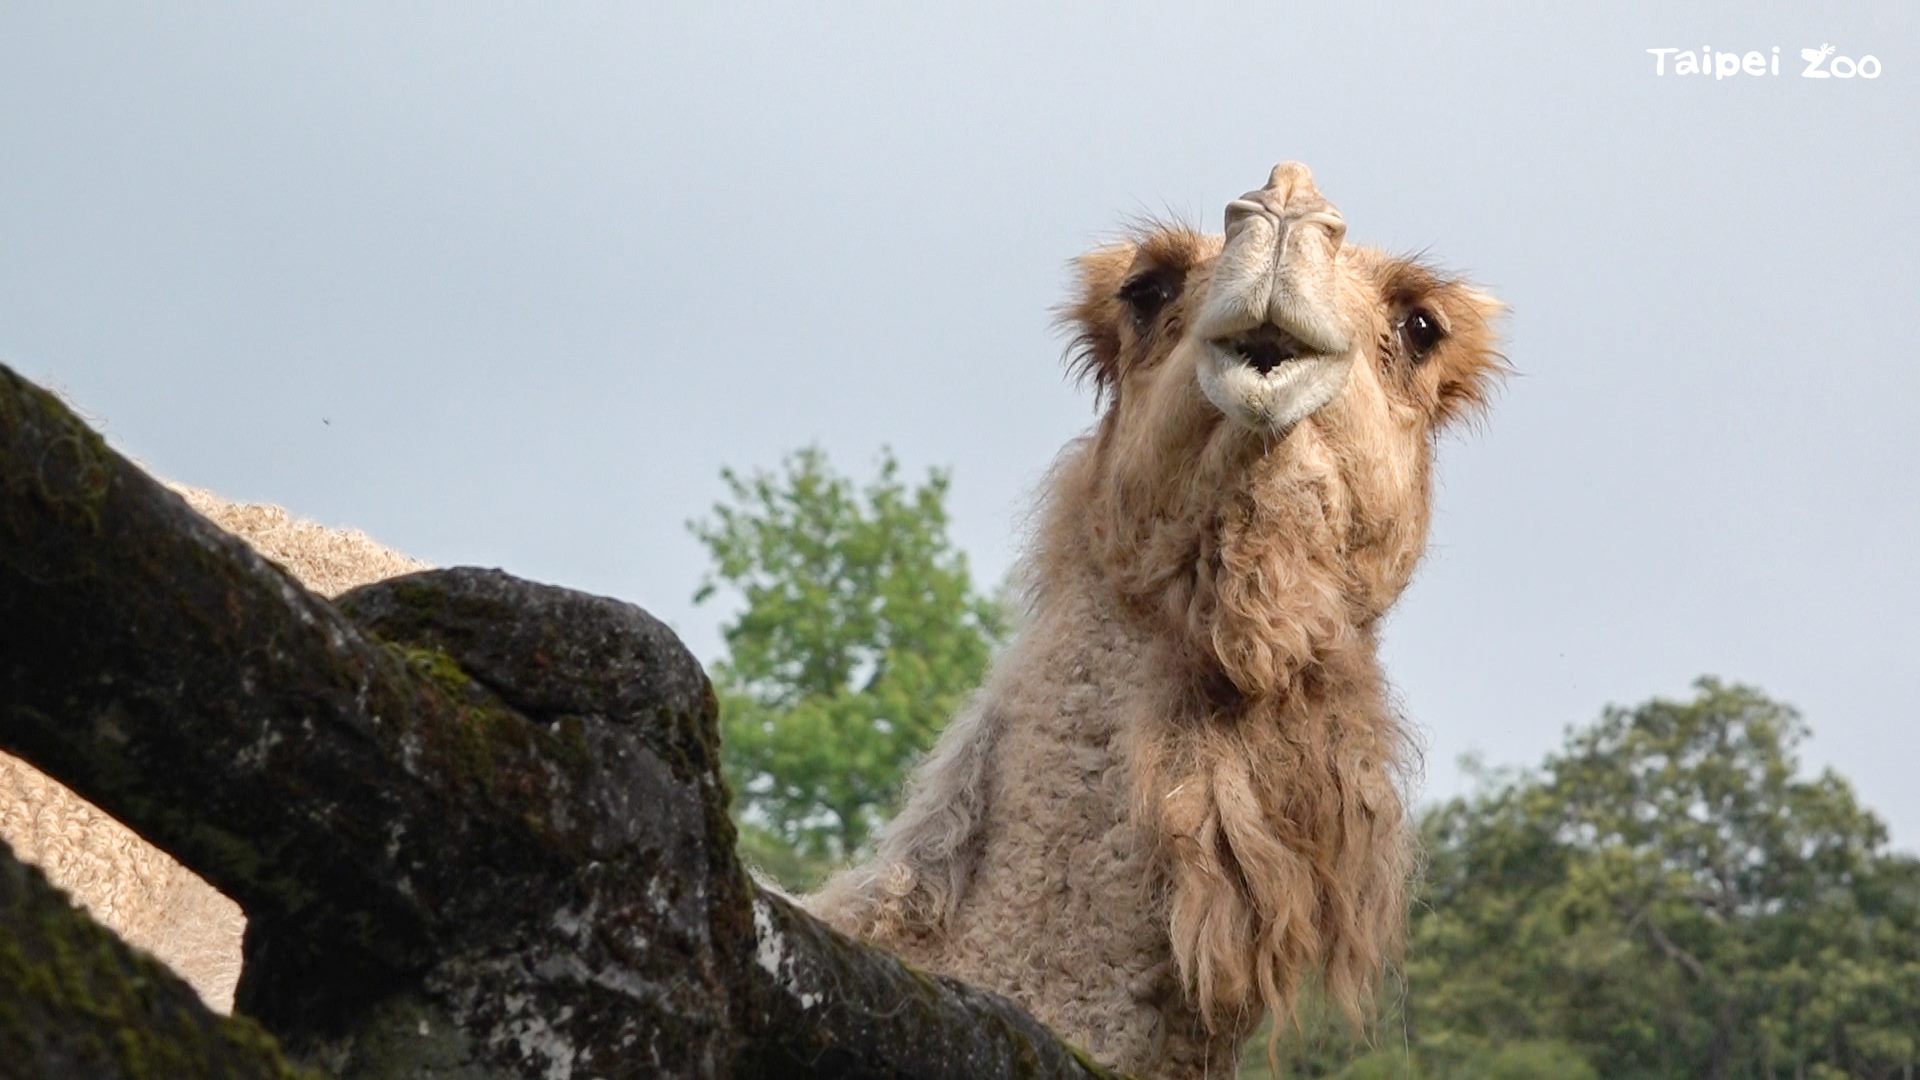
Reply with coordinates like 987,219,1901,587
1194,328,1353,435
1214,324,1313,375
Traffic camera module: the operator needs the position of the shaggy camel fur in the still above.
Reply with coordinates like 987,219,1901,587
0,484,425,1012
809,163,1506,1077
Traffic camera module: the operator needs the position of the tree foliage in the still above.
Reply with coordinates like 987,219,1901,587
692,447,1005,887
1247,679,1920,1079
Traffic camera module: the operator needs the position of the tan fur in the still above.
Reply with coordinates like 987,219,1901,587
812,166,1505,1076
0,481,425,1012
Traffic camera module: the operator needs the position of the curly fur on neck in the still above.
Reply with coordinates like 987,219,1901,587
1077,363,1424,1031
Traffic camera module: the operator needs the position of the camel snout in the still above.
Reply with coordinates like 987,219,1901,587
1203,162,1352,358
1225,162,1347,251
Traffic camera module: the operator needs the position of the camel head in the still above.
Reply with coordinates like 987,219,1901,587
1063,161,1506,695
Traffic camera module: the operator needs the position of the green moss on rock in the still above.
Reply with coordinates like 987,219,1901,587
0,847,314,1079
0,372,116,534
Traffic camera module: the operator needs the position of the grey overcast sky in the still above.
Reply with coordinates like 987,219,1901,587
3,5,1916,844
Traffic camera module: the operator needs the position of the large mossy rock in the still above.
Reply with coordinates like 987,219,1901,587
0,364,1125,1079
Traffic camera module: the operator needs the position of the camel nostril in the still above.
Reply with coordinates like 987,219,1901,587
1298,211,1347,251
1224,198,1274,237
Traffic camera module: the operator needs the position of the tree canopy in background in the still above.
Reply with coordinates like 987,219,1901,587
691,447,1005,889
1248,678,1920,1080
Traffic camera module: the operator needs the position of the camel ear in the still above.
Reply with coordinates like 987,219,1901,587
1059,243,1138,401
1430,286,1510,428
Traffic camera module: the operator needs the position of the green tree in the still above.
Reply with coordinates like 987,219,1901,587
1412,679,1920,1079
1249,679,1920,1079
692,447,1005,889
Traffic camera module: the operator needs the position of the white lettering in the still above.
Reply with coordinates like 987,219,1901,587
1647,43,1881,83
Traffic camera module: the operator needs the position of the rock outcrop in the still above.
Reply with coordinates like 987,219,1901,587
0,364,1126,1079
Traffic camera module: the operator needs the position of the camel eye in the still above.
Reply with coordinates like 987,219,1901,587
1400,308,1446,360
1118,269,1180,324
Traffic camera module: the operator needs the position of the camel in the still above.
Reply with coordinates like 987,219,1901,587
808,162,1507,1077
